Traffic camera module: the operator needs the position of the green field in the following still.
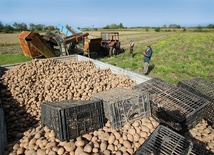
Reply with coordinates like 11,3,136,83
0,30,213,84
101,31,214,84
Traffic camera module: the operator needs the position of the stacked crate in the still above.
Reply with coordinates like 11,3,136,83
135,125,214,155
178,78,214,126
133,78,210,132
41,99,104,141
92,87,151,129
0,108,7,155
0,68,7,155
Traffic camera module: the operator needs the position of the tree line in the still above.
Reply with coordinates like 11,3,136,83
0,21,214,33
0,22,57,33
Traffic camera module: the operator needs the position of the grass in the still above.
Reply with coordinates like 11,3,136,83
100,31,214,84
0,53,32,65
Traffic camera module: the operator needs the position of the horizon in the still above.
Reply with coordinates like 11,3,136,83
0,0,213,28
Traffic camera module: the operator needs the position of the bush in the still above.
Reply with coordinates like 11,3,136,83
154,27,161,32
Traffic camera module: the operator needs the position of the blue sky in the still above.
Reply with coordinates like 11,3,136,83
0,0,213,28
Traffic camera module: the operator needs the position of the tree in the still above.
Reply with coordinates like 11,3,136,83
46,25,56,31
119,23,124,28
29,23,36,31
0,21,4,32
3,24,14,33
162,24,167,28
207,24,214,28
12,22,27,31
103,23,125,29
154,27,161,32
169,24,181,28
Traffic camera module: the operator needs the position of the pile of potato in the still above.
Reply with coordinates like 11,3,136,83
0,59,135,142
3,117,158,155
1,58,213,154
0,58,159,155
187,119,214,151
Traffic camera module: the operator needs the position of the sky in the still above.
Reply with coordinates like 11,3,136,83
0,0,213,28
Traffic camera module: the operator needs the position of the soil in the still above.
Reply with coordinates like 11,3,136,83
0,44,22,54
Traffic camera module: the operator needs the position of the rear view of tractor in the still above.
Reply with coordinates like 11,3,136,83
83,32,124,58
100,32,123,56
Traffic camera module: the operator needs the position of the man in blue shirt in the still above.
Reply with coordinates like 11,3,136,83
142,45,153,75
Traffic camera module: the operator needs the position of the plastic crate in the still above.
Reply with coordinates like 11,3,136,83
133,77,175,94
133,78,210,132
189,143,214,155
0,108,7,155
178,78,214,102
178,78,214,126
91,87,151,129
41,99,104,141
134,125,193,155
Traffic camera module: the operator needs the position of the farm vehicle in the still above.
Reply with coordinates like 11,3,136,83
18,25,89,59
83,32,124,57
18,25,124,59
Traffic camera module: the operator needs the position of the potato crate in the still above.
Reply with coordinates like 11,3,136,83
91,87,151,129
189,143,214,155
0,108,7,155
178,78,214,126
134,125,193,155
41,99,104,141
133,78,210,132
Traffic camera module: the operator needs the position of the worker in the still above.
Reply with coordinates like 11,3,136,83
130,41,134,57
142,45,153,75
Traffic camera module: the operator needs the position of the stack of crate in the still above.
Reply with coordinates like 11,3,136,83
0,68,7,155
92,87,151,129
178,78,214,127
133,78,210,132
41,99,105,141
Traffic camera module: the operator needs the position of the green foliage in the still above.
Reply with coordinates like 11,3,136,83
0,54,31,65
3,24,14,33
207,24,214,28
13,22,28,31
154,27,160,32
103,23,125,29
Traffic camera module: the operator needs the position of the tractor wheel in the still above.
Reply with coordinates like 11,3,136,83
109,47,113,56
112,48,116,55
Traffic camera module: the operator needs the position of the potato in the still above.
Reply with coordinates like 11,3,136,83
108,134,115,144
83,144,92,153
75,139,85,147
123,141,131,148
37,149,46,155
100,141,107,152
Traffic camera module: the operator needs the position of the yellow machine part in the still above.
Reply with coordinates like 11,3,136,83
18,31,55,58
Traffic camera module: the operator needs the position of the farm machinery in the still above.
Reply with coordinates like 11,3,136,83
83,32,123,57
18,24,124,59
18,25,89,59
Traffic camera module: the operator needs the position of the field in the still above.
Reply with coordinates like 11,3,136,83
0,30,213,84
